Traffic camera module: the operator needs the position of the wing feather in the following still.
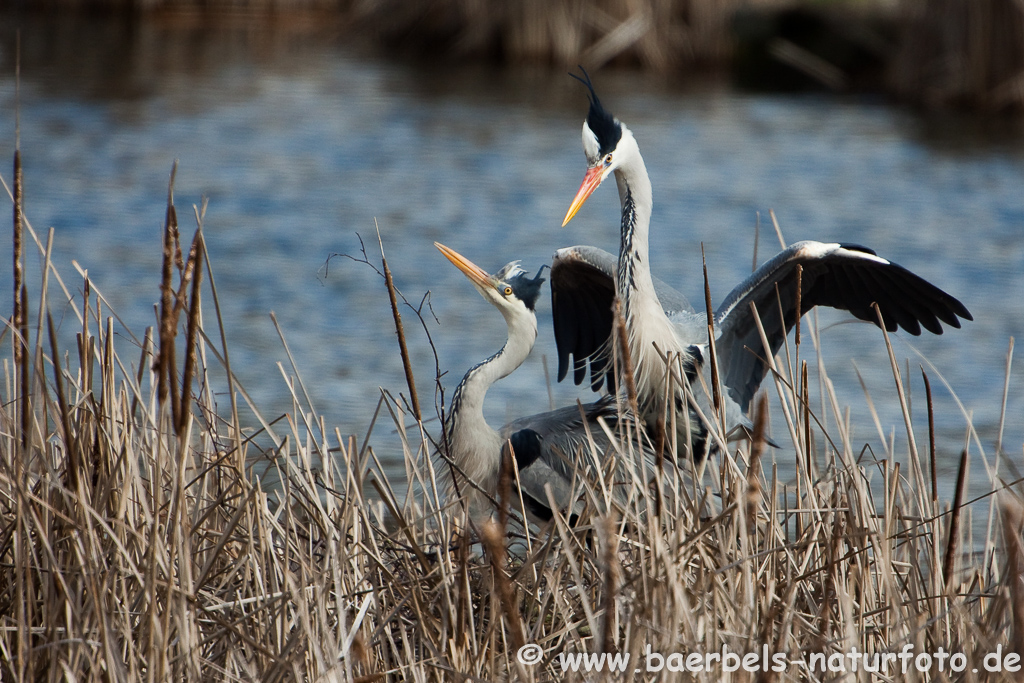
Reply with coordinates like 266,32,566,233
551,244,693,392
715,241,971,411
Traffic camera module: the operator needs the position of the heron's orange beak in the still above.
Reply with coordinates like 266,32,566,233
435,242,494,291
562,165,605,226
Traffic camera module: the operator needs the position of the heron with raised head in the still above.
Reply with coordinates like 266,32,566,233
435,242,647,526
553,69,972,463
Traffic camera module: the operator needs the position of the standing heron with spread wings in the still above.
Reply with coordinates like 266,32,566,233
553,69,972,463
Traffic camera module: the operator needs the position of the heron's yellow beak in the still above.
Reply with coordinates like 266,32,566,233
562,165,606,226
435,242,494,291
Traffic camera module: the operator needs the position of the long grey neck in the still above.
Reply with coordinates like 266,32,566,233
614,151,659,317
447,313,535,457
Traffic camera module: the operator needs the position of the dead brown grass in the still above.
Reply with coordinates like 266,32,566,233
2,160,1023,682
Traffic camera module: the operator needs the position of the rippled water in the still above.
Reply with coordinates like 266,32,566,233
1,15,1022,499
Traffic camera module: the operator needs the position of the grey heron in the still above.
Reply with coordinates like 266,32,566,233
554,70,973,462
435,242,647,526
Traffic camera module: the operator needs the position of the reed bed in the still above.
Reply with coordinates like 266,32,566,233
888,0,1024,111
347,0,755,69
2,160,1023,682
11,0,1024,114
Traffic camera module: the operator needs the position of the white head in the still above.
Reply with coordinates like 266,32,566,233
435,243,546,330
563,68,640,225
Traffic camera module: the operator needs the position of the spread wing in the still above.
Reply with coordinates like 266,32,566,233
551,245,694,392
714,241,972,411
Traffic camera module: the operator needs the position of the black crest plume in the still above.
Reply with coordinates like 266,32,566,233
569,66,621,156
508,265,547,312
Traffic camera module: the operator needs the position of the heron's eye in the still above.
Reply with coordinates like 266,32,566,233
604,153,613,165
503,286,513,296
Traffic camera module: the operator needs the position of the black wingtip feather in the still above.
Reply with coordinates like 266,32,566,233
574,358,588,386
879,262,972,332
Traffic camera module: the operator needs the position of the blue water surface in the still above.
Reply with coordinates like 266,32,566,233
0,17,1022,503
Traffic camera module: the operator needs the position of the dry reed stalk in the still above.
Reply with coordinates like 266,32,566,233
1001,496,1024,657
598,512,619,656
481,520,526,654
612,297,638,419
996,337,1015,458
2,157,1020,682
12,46,29,464
378,228,421,424
922,367,938,504
47,312,79,495
9,73,29,675
700,245,723,424
10,136,29,679
178,230,204,436
801,360,811,474
945,449,969,591
13,152,28,451
746,394,768,533
157,162,180,423
793,262,802,351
